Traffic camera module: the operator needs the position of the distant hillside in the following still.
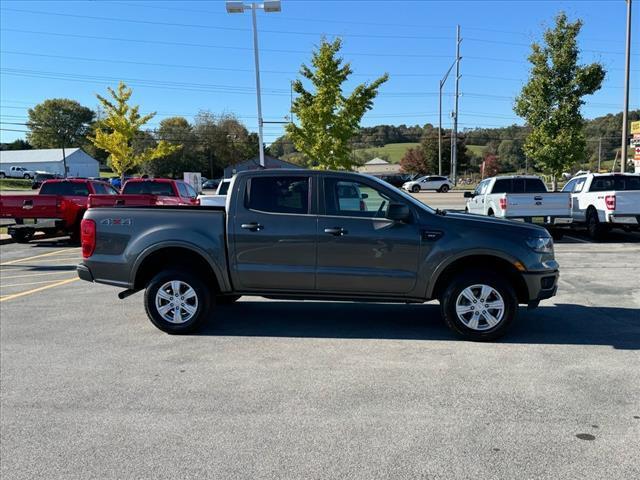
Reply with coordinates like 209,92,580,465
354,142,420,163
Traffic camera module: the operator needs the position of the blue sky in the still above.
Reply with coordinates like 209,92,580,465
1,0,638,144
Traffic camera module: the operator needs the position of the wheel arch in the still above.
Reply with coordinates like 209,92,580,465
428,254,529,304
131,243,228,293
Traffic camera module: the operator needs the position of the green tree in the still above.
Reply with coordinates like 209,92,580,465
286,38,388,170
419,128,469,176
497,139,525,172
26,98,95,149
89,82,180,183
514,12,605,189
1,139,32,151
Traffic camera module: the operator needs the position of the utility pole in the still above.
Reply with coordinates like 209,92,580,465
438,60,455,176
250,4,266,168
620,0,632,173
598,137,602,171
451,25,461,185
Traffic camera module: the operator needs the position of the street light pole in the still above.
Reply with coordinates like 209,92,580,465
438,60,455,177
250,4,265,168
620,0,632,173
226,1,281,168
451,25,462,186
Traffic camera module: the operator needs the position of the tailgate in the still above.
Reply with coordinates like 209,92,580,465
0,195,60,219
504,193,570,218
612,191,640,215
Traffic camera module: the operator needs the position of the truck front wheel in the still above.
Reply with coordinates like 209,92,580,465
439,271,517,341
144,270,212,334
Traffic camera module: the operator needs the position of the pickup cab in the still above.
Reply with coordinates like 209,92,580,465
88,178,200,208
198,178,231,207
561,172,640,239
0,165,37,179
0,178,117,242
78,170,560,341
465,176,572,228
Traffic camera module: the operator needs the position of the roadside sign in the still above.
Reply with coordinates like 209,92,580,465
631,120,640,135
183,172,202,193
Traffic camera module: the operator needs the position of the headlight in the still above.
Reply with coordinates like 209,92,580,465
526,236,553,253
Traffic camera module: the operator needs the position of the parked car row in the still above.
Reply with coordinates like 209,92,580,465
464,173,640,240
0,177,200,243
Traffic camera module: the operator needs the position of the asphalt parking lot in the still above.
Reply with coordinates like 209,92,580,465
1,194,639,479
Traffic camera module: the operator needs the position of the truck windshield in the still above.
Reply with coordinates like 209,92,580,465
123,181,175,196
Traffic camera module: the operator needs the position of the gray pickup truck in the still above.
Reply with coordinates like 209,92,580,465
77,169,559,341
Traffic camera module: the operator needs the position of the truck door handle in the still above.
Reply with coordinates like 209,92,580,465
534,196,543,201
241,222,263,231
22,199,33,209
324,227,347,236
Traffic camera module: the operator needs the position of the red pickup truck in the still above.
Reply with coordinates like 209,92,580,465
0,178,118,242
87,178,199,208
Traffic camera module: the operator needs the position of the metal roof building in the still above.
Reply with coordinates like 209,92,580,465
0,148,100,178
224,155,302,178
357,157,402,175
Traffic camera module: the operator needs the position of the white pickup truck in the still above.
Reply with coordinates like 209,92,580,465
197,178,231,207
465,175,572,228
0,166,37,179
561,172,640,239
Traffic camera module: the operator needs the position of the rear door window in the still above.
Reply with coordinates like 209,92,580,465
246,176,310,214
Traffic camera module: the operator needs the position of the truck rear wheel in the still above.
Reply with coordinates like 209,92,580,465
439,270,517,341
586,208,606,241
144,269,212,334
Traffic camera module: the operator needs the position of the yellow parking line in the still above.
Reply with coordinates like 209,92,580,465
0,278,79,303
0,271,77,280
1,277,76,288
0,249,77,266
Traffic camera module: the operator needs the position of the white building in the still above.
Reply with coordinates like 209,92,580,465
0,148,100,178
356,157,402,175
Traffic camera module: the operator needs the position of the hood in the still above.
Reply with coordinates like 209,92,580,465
440,212,550,236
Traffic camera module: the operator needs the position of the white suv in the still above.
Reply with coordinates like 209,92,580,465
403,175,453,193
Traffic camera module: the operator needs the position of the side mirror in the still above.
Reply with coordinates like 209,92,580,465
463,191,474,198
361,193,369,199
386,203,411,223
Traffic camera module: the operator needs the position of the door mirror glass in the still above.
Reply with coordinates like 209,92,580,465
463,191,474,198
361,193,369,199
386,203,411,223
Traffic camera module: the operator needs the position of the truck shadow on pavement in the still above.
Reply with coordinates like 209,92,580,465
201,301,640,350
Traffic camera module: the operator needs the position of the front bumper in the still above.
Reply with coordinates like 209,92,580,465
522,269,559,308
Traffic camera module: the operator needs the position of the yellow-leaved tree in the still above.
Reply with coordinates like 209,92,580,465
90,82,180,184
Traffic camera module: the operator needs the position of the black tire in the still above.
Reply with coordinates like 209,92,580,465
144,269,213,334
439,184,450,193
0,172,5,178
439,270,517,341
586,208,606,241
411,185,420,193
10,229,34,243
216,295,241,305
23,174,31,180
